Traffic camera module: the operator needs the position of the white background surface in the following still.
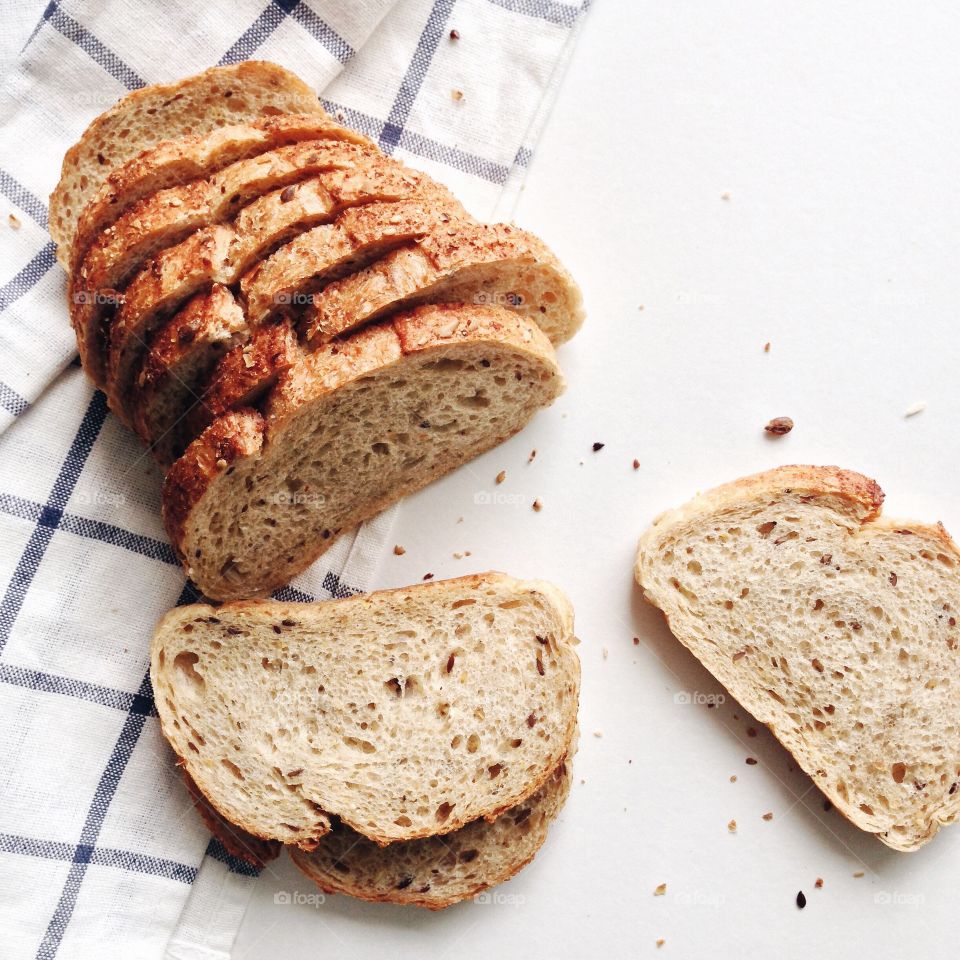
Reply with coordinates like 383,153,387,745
235,1,960,956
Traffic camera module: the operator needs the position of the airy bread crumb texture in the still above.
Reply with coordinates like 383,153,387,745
636,465,960,851
150,573,580,847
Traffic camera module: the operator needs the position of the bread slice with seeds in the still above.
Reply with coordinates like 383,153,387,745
51,62,329,268
71,139,379,386
290,746,574,909
163,303,563,601
68,112,369,274
301,222,584,348
635,465,960,851
106,172,451,424
150,572,580,847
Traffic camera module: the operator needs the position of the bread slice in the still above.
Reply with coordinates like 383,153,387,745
68,112,369,274
71,139,379,386
51,62,328,267
301,223,584,348
290,749,573,909
163,303,563,601
149,572,580,847
133,285,251,464
635,465,960,851
106,171,445,424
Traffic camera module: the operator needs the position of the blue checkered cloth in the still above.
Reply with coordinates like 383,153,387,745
0,0,588,956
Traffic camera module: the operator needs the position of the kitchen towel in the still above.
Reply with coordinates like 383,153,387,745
0,1,589,957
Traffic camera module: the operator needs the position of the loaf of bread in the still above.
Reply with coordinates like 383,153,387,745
53,63,583,599
636,465,960,851
152,573,580,906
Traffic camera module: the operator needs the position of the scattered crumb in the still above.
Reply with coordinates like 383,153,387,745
632,636,640,645
632,458,640,470
656,940,665,949
465,550,472,557
653,883,667,896
457,516,464,523
602,645,609,660
215,458,228,470
453,552,463,560
763,341,771,352
495,470,506,484
823,799,833,812
796,890,806,909
393,544,406,556
727,819,737,833
638,304,645,312
815,878,824,889
449,28,460,40
8,213,21,230
528,449,537,463
853,871,865,878
423,572,434,581
451,89,464,102
904,401,926,418
592,442,605,452
532,498,542,512
733,713,739,720
721,191,731,201
593,730,603,738
580,778,586,784
764,416,794,436
762,812,773,821
745,757,758,765
746,726,757,737
729,775,737,783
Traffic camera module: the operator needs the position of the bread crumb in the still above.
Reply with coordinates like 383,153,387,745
852,871,865,878
592,442,605,452
451,89,464,102
602,646,609,660
746,727,757,737
721,191,731,201
763,341,771,352
423,572,434,581
457,516,464,523
495,470,506,484
729,775,737,783
815,877,824,888
532,498,542,512
453,552,463,560
528,449,537,463
393,544,406,556
638,304,645,311
764,416,794,436
465,550,472,557
727,819,737,833
656,940,665,948
449,28,460,40
632,636,639,645
215,458,228,470
580,778,586,784
762,811,773,821
632,458,640,470
593,730,603,738
904,401,926,417
745,757,758,765
8,213,21,230
653,883,666,896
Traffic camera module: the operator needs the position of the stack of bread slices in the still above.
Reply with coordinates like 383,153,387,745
54,62,583,602
151,573,581,907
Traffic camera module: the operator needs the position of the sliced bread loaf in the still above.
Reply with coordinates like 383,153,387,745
163,303,563,600
150,573,580,847
301,222,584,348
635,465,960,851
71,139,379,385
290,751,573,909
51,62,328,267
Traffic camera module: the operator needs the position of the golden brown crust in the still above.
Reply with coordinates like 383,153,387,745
161,409,264,562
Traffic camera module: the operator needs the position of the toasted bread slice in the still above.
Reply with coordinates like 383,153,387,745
290,750,573,909
68,113,370,274
163,303,563,601
150,573,580,847
71,139,379,386
301,223,584,348
106,169,443,425
635,465,960,851
51,62,328,267
133,285,251,464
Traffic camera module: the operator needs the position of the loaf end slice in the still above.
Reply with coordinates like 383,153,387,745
636,464,960,851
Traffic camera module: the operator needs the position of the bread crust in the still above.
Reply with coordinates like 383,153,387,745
636,465,960,851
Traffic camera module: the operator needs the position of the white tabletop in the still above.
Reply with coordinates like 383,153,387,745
235,2,960,956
